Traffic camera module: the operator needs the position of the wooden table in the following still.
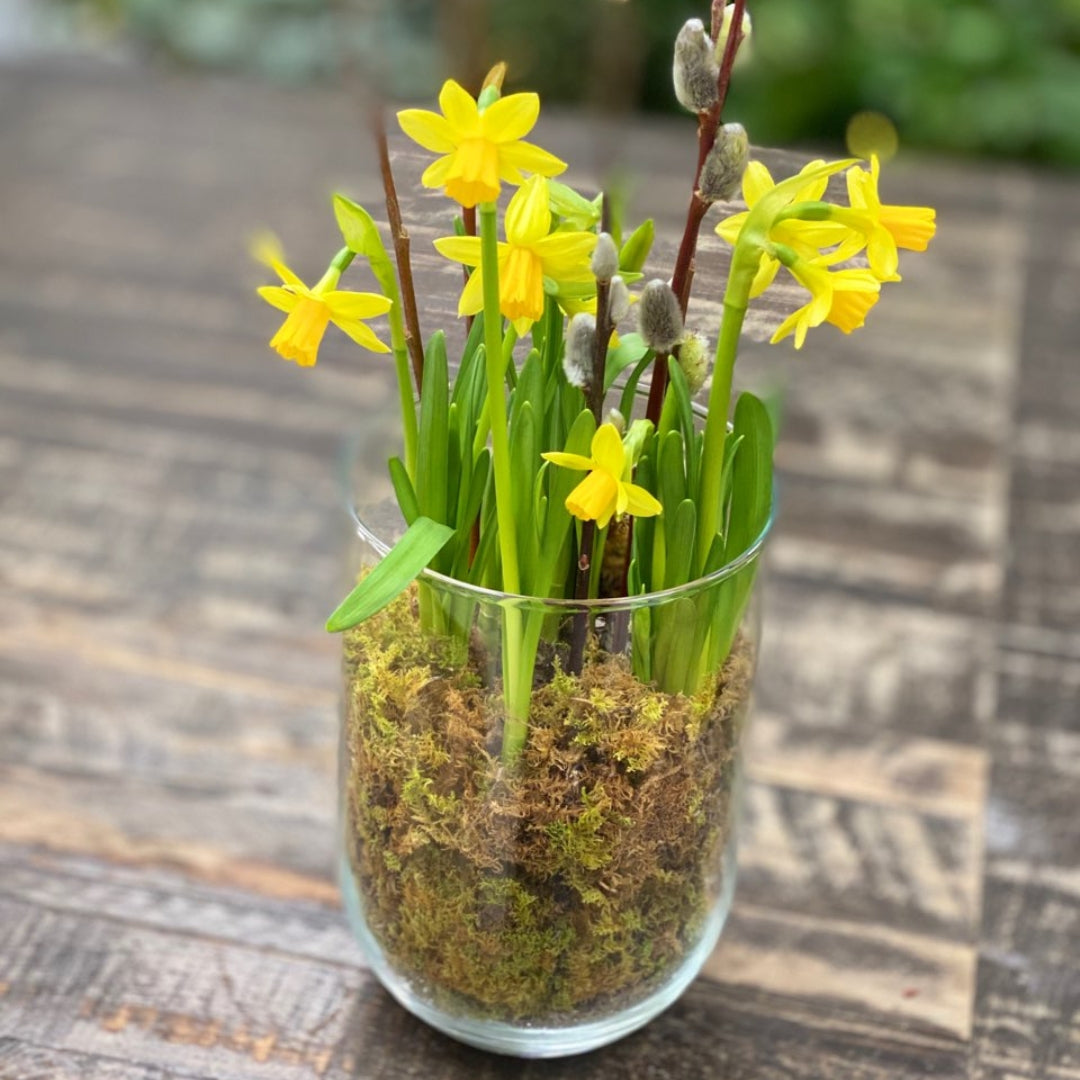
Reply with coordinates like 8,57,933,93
1,59,1077,1079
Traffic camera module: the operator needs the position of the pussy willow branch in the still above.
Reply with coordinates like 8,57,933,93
646,0,748,427
371,106,425,392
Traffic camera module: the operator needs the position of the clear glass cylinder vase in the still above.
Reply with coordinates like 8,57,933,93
337,469,769,1057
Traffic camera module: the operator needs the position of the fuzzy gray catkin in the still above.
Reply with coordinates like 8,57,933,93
591,232,619,281
699,123,749,203
673,19,719,114
609,276,631,323
563,313,597,389
638,281,684,353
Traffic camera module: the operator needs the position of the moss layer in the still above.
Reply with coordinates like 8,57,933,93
342,588,754,1023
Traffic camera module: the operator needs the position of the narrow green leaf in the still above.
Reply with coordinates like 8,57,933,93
417,331,449,526
665,499,697,589
603,333,649,393
619,219,655,274
725,391,774,562
388,456,419,525
618,348,657,422
326,517,454,632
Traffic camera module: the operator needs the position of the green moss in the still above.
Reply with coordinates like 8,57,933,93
342,585,755,1023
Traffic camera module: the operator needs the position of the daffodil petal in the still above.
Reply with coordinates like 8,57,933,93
481,92,540,143
397,108,458,154
741,160,774,206
621,483,663,519
323,291,393,320
438,79,480,136
434,235,484,266
541,451,595,472
421,155,455,190
770,308,802,347
590,423,625,478
505,175,551,247
257,285,300,314
533,231,598,279
715,210,748,246
498,139,567,178
334,318,390,353
749,255,780,299
458,268,485,317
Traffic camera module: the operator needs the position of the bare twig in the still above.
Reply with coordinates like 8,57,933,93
371,105,425,393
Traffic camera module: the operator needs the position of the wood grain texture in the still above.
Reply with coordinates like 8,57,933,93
0,56,1076,1079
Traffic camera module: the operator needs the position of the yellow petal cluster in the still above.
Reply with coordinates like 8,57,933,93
398,80,566,209
434,176,597,336
256,238,392,367
715,153,936,349
542,423,662,530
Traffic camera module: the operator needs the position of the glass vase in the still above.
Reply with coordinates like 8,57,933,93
336,469,770,1057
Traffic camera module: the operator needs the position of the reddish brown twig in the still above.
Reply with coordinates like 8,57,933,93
371,106,425,393
461,206,476,333
646,0,748,427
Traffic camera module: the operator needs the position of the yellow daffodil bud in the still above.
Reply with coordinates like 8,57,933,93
698,122,749,203
677,331,710,395
638,280,684,353
673,19,719,114
591,232,620,281
564,312,597,388
609,276,631,323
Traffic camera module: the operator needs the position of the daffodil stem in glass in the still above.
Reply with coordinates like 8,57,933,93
696,256,753,575
478,202,529,760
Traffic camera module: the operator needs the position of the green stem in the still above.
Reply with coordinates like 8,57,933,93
478,202,528,759
695,243,758,575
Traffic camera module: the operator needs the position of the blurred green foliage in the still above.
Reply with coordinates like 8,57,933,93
48,0,1080,164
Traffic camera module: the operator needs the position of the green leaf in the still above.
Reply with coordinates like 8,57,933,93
618,348,657,422
665,499,697,589
619,219,655,274
326,517,454,632
603,333,649,393
726,392,774,562
388,456,419,525
416,331,449,527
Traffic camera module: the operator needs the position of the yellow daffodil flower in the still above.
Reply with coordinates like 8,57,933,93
770,252,881,350
398,80,566,209
542,423,662,530
843,154,937,279
716,160,855,297
256,238,392,367
434,175,597,336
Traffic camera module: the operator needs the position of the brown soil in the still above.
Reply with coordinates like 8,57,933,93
341,586,755,1024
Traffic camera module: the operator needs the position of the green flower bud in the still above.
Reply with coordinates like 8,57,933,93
609,276,631,323
563,313,596,388
677,331,710,395
698,122,749,203
638,280,684,353
673,19,719,114
591,232,619,281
